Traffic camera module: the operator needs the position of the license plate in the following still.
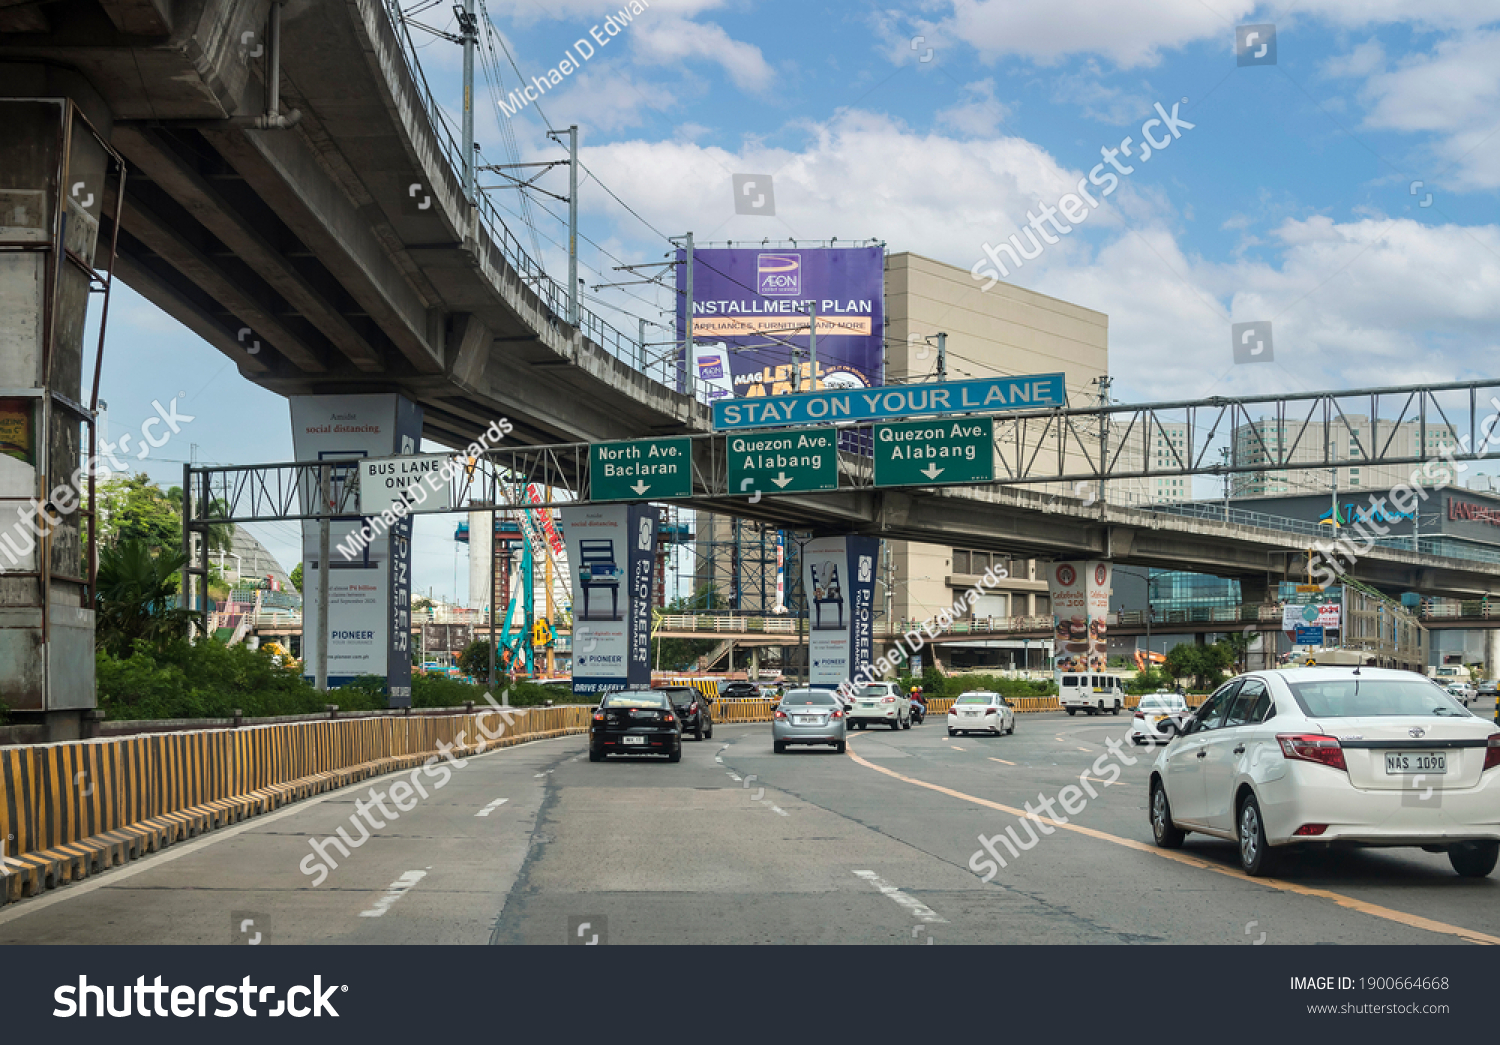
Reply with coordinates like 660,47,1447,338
964,711,980,717
794,716,819,725
1385,751,1446,774
622,735,645,746
860,702,876,708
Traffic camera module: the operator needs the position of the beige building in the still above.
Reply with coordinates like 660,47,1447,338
883,253,1109,667
1231,414,1458,498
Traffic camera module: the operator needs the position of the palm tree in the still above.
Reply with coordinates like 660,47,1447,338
96,539,196,655
166,487,236,554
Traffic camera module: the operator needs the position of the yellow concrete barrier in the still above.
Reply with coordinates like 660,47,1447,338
0,705,591,905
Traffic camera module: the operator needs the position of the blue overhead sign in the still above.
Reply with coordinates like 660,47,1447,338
711,374,1068,430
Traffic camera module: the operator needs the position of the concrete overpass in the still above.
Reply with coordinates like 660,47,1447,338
0,0,703,449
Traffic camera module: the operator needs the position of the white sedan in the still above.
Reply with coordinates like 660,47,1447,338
1130,692,1193,745
1148,667,1500,877
947,691,1016,736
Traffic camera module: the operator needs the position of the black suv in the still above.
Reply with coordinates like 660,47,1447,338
660,686,714,740
720,681,762,701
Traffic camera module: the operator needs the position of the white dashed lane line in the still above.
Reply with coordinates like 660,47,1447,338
359,870,427,918
475,798,509,817
852,869,946,923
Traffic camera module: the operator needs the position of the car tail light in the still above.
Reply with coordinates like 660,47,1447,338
774,709,787,719
948,706,958,715
984,707,997,715
592,712,605,722
881,696,896,703
689,702,698,714
663,713,675,724
1277,734,1347,772
1293,824,1328,837
831,709,843,719
1485,734,1500,772
1133,708,1145,719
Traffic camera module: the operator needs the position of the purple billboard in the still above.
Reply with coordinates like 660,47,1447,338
675,246,885,400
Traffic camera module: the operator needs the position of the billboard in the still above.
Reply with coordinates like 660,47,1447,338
291,394,421,703
802,534,879,686
1048,561,1112,673
676,246,885,399
561,503,658,695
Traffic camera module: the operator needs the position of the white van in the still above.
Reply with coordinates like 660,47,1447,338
1058,673,1124,716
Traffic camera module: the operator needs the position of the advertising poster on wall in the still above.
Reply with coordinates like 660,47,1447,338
803,534,879,686
291,394,421,702
1048,560,1112,673
562,503,658,695
676,246,885,397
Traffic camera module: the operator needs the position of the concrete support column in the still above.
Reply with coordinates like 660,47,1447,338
0,73,116,738
748,644,759,681
1485,629,1500,684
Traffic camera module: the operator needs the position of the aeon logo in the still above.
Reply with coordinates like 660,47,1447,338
757,253,800,296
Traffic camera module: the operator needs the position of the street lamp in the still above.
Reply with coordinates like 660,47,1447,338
787,530,814,684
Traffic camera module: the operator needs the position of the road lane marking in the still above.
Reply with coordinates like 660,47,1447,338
771,806,789,817
949,746,965,751
1076,747,1091,753
475,798,509,817
844,736,1500,946
989,758,1015,766
1082,775,1128,788
359,869,427,918
852,870,946,923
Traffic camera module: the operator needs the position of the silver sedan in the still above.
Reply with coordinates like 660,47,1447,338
773,689,848,753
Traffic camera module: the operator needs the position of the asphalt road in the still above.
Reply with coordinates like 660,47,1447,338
2,704,1497,946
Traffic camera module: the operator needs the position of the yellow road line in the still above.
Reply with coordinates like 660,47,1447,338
844,736,1500,947
1082,775,1128,787
949,746,966,752
989,758,1015,766
1076,747,1091,753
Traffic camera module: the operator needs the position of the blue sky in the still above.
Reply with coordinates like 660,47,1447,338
94,0,1500,600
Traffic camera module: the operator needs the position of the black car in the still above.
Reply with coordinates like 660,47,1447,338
589,690,683,762
660,685,714,740
720,681,761,701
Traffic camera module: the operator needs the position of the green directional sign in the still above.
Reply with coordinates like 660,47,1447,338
727,427,839,496
874,417,994,487
590,437,693,502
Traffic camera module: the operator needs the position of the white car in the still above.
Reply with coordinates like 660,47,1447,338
1130,693,1192,745
1149,667,1500,878
848,681,911,730
1446,682,1476,706
947,691,1016,736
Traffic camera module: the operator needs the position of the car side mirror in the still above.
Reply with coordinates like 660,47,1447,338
705,697,714,704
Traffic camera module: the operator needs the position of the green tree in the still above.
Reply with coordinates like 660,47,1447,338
289,562,303,592
1163,641,1234,692
165,487,235,554
457,638,493,678
95,539,195,656
97,475,180,550
653,586,722,670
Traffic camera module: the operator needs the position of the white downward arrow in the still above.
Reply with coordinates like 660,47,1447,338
630,480,650,495
771,472,794,488
921,463,944,479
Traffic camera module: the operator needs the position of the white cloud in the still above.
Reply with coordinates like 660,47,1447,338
935,78,1013,136
1352,29,1500,190
549,67,678,131
632,16,776,93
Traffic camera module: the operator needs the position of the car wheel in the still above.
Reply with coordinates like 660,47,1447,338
1149,779,1186,849
836,741,847,754
1449,841,1499,878
1130,736,1143,746
1111,703,1121,715
1237,793,1280,877
774,741,787,754
947,728,956,737
902,715,912,730
1066,708,1076,717
1006,720,1015,735
890,718,901,731
589,748,603,763
707,721,713,739
667,746,682,763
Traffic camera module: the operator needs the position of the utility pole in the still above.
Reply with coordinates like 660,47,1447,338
936,332,947,382
806,300,818,391
458,0,477,201
1095,374,1113,512
638,317,647,372
683,232,696,399
315,463,330,692
566,124,578,326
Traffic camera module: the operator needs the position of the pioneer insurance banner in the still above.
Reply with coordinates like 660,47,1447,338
562,503,658,695
803,534,879,686
292,394,421,702
676,246,885,398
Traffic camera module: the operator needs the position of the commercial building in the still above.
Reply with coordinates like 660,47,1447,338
1230,413,1459,498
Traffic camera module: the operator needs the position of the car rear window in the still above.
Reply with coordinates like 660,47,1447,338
855,685,893,697
1287,679,1470,718
783,690,836,705
956,694,993,704
601,693,669,708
